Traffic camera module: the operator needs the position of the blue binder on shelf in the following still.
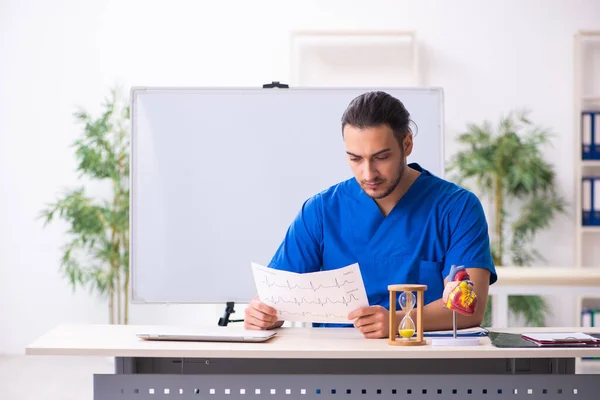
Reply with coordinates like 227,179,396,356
582,177,593,226
594,177,600,226
582,111,600,160
581,308,594,328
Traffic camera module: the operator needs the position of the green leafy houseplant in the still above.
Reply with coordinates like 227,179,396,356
447,110,567,326
39,88,130,324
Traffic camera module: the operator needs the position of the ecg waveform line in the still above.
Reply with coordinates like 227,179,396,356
278,310,348,319
259,275,355,292
265,293,360,307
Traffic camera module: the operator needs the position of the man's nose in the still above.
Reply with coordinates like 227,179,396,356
363,161,377,181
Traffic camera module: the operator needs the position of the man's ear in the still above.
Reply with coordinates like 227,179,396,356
403,133,413,157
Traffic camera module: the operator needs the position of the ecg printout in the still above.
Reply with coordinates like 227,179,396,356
251,262,369,323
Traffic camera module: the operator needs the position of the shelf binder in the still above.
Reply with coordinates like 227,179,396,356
581,308,594,328
583,177,593,225
582,111,600,160
583,112,592,159
596,113,600,158
595,177,600,225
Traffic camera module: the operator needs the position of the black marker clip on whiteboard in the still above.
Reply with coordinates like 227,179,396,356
263,81,289,88
218,301,244,326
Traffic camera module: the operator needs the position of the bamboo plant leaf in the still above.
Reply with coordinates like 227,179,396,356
446,109,567,327
509,295,552,327
40,85,131,325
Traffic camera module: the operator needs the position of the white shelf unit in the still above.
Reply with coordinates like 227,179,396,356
289,30,419,88
574,30,600,267
574,31,600,335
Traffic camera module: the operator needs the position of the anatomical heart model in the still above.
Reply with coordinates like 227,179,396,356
444,265,477,316
433,265,481,346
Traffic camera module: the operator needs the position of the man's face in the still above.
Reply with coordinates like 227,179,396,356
343,124,410,200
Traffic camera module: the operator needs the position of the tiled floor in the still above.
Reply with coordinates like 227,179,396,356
1,355,600,400
0,355,112,400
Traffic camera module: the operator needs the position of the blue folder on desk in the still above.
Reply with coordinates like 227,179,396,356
423,326,489,337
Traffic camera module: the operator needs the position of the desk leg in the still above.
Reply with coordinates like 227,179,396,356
492,293,509,328
115,357,136,374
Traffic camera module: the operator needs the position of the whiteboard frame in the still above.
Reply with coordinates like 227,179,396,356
128,86,445,304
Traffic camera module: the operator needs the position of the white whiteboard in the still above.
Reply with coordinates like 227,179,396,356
130,87,444,303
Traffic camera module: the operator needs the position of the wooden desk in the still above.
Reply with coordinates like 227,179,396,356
489,267,600,328
27,324,600,399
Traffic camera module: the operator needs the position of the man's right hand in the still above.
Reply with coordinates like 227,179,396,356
244,296,282,330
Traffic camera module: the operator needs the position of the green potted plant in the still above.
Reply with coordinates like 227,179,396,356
39,87,130,324
447,109,567,326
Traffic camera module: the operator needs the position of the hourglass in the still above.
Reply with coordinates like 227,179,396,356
398,291,416,339
388,284,426,346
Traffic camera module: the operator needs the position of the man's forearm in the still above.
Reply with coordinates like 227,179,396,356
418,268,490,332
390,301,482,334
274,300,483,334
421,299,483,331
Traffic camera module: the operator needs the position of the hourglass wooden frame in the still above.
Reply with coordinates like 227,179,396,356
388,284,427,346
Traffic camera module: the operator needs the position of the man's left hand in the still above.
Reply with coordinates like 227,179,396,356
348,305,389,339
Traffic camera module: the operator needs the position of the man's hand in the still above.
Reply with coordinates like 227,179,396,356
443,265,478,316
244,296,282,330
348,305,390,339
442,281,460,304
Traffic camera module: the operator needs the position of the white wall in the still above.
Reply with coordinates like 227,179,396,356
1,0,599,354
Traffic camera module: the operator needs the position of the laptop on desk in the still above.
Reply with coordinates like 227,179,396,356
136,327,277,343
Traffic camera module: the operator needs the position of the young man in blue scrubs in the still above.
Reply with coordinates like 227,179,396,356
244,91,497,338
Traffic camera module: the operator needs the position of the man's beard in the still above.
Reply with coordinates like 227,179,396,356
364,162,405,200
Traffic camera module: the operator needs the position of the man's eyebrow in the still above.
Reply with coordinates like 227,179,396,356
346,148,392,158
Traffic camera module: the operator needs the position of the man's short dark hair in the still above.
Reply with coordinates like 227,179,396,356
341,91,415,144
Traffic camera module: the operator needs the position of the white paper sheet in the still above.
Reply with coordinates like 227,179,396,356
251,262,369,323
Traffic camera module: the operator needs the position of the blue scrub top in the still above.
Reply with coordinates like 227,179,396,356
269,163,497,326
